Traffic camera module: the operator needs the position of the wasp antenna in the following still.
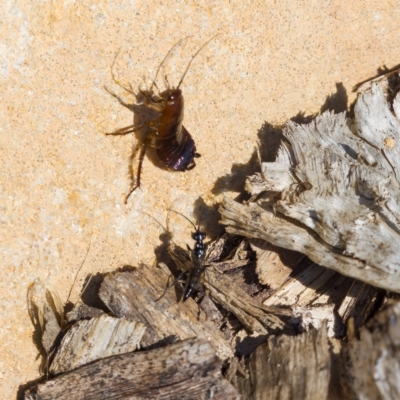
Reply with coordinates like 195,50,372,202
149,35,192,93
177,33,220,90
138,209,179,247
139,210,165,231
167,209,198,232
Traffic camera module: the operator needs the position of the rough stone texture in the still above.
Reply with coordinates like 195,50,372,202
1,1,400,399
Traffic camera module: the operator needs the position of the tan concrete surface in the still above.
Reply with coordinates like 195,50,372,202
1,0,399,398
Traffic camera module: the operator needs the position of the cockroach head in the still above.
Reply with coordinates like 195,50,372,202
167,89,182,101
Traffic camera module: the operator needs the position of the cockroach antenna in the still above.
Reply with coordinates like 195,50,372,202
149,36,191,93
177,33,220,89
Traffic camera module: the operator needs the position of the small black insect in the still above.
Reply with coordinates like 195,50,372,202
157,210,208,302
182,222,207,301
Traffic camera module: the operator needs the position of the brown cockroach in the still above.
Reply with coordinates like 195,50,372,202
106,34,219,203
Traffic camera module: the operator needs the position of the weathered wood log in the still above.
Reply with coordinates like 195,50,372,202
50,315,146,374
66,303,105,322
170,231,378,339
169,242,291,333
220,72,400,293
345,302,400,399
99,265,234,360
255,240,382,335
249,238,304,287
25,337,240,400
232,323,331,400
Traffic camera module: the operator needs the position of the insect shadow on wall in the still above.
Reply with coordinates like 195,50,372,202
105,34,220,203
156,209,211,302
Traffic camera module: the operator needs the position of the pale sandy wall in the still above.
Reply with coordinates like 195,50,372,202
1,1,400,398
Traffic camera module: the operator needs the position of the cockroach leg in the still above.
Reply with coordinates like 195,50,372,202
107,119,161,202
124,142,147,203
105,122,147,136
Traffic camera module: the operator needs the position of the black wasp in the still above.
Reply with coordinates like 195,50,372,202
182,223,207,301
157,210,208,302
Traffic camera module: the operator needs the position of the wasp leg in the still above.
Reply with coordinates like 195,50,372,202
155,271,186,302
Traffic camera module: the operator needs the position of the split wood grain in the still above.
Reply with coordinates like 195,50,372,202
50,315,146,374
233,324,331,400
346,302,400,399
169,242,291,333
99,265,233,360
220,71,400,293
25,337,239,400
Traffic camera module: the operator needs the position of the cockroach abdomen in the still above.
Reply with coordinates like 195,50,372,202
156,125,198,171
